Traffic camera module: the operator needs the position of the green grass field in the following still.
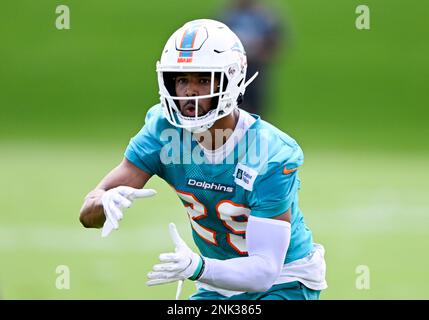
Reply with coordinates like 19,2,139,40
1,143,428,299
1,0,428,299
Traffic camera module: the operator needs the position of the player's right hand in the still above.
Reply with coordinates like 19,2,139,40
101,186,156,238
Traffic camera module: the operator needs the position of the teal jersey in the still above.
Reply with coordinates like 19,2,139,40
125,104,313,263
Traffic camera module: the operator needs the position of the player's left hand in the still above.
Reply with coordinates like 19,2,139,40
146,223,204,286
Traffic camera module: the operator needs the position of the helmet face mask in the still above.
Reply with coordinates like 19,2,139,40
157,19,248,133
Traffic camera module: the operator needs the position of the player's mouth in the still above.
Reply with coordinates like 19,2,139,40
182,101,206,117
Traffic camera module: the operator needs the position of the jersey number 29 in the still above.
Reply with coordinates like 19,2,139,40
176,190,250,255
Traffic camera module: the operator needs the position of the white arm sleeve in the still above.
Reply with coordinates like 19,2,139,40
198,215,291,292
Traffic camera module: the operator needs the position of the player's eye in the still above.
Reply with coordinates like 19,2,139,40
199,78,210,85
176,77,188,85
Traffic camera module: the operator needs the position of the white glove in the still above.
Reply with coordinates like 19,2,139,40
146,223,204,286
101,186,156,237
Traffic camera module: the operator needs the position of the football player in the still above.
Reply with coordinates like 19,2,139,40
79,19,327,300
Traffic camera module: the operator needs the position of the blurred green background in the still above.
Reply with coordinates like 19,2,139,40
0,0,428,299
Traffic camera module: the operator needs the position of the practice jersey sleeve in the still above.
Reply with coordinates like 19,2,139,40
124,105,164,176
248,141,304,218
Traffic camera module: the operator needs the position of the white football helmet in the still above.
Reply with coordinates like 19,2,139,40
157,19,258,133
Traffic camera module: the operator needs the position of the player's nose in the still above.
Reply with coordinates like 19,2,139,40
185,79,199,97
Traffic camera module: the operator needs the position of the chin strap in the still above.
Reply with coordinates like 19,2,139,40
244,71,259,89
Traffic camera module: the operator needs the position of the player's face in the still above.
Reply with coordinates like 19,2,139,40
175,72,219,117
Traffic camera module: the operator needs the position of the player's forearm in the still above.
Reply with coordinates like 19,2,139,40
198,217,291,292
198,255,280,292
79,158,151,229
79,189,106,228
